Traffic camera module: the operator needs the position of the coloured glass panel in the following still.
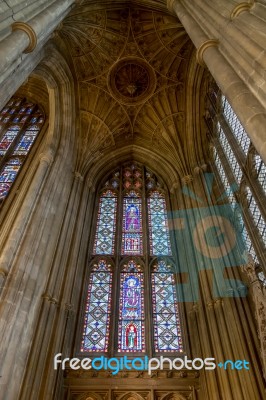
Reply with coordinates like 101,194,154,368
0,127,20,156
152,261,183,352
148,191,172,255
13,126,40,155
0,97,44,201
0,159,22,201
81,260,112,352
93,190,117,255
118,261,145,352
122,191,143,255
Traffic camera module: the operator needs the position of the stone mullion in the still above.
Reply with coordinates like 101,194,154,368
168,0,266,165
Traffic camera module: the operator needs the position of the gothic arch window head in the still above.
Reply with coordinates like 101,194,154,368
80,163,184,355
0,96,45,203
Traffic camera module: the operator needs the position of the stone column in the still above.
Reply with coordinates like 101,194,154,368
167,0,266,165
0,0,75,86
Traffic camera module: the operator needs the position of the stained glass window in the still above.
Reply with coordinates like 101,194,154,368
148,191,172,255
84,163,183,355
0,97,44,202
122,191,143,255
152,261,183,352
93,190,117,255
81,260,112,352
118,261,145,352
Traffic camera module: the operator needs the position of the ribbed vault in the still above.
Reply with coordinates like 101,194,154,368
52,0,208,179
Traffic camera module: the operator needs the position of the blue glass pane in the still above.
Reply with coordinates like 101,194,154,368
0,129,20,155
13,131,39,155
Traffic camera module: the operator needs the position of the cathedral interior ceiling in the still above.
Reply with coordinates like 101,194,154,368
20,0,208,178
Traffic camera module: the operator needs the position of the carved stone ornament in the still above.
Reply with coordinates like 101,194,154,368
108,57,157,105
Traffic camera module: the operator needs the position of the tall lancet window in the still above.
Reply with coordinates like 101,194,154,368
0,97,45,203
80,163,184,355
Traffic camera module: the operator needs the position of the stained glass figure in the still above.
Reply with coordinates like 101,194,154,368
81,260,112,352
93,190,117,255
122,191,143,254
152,261,183,352
0,97,44,201
148,191,172,255
118,261,145,352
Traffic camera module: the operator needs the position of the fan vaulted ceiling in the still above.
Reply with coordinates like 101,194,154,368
51,1,208,177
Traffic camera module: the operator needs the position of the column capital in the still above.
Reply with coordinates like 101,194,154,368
196,39,219,67
11,22,37,53
230,2,254,20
